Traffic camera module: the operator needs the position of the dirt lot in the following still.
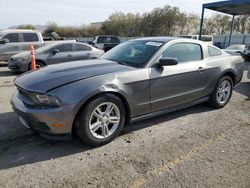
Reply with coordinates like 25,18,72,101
0,63,249,188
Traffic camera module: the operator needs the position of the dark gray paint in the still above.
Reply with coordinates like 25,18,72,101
11,38,244,136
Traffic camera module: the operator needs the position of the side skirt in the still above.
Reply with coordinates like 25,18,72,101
131,96,210,123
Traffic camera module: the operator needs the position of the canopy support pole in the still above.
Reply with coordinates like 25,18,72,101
228,15,235,47
199,6,205,40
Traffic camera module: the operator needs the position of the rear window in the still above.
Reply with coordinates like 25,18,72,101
3,33,20,43
22,33,39,42
54,44,73,52
208,46,222,57
201,36,212,42
75,43,91,51
97,36,120,44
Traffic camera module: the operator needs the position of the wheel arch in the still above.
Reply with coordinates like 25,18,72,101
72,91,131,135
220,69,236,86
28,59,47,70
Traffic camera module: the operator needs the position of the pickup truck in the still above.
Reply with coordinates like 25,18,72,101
89,35,120,52
0,29,65,62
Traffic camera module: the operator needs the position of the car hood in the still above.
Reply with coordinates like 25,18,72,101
12,51,30,59
14,59,134,93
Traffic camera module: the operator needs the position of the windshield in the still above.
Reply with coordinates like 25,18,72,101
100,41,163,68
179,36,192,39
97,36,120,44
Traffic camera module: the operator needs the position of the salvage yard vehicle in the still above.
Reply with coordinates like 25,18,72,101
0,29,68,62
11,37,244,147
89,35,120,52
241,42,250,62
223,44,244,55
179,35,213,45
8,41,104,72
0,29,44,61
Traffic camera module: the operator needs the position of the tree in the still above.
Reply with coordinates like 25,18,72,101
17,24,35,30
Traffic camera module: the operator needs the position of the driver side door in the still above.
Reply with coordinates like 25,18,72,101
0,33,22,61
150,42,208,112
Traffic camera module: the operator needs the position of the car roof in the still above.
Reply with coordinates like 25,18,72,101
130,37,206,45
0,29,38,33
96,35,119,38
131,37,176,43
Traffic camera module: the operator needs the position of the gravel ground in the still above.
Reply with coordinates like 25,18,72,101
0,63,249,188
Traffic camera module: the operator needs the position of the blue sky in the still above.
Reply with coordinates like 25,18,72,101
0,0,218,29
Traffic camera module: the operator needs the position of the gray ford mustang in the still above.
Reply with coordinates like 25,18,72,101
11,37,244,147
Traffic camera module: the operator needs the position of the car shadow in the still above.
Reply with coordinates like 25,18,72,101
122,103,214,134
235,82,250,100
0,103,215,170
0,70,20,77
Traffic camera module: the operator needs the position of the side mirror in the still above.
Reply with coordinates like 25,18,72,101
158,58,178,67
0,38,9,44
53,49,60,54
88,41,94,45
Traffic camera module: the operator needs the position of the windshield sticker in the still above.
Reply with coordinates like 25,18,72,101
146,42,162,47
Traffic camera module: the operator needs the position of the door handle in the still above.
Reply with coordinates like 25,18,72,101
197,67,205,73
67,54,72,57
86,53,91,56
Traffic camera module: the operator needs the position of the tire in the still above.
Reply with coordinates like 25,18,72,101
28,60,45,71
76,94,126,147
208,76,233,109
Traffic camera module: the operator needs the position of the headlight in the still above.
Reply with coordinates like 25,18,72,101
33,94,61,107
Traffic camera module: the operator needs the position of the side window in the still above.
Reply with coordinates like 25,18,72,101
97,37,107,43
22,33,39,42
75,43,91,51
208,46,222,57
3,33,20,43
55,44,72,52
162,43,202,63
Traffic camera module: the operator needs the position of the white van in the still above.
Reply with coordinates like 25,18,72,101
179,35,213,45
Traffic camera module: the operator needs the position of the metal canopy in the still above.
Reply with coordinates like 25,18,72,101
204,0,250,15
199,0,250,46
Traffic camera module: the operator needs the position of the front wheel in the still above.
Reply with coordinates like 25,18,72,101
76,94,125,147
28,60,45,71
208,76,233,108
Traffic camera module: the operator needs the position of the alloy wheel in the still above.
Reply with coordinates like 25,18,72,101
216,80,231,104
89,102,121,139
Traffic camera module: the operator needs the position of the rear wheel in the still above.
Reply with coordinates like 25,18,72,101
76,94,125,147
209,76,233,108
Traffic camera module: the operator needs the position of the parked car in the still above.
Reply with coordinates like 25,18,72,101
8,41,104,72
0,29,44,62
248,66,250,79
11,37,244,147
179,35,213,45
0,29,70,62
89,35,120,52
241,42,250,61
223,44,244,55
